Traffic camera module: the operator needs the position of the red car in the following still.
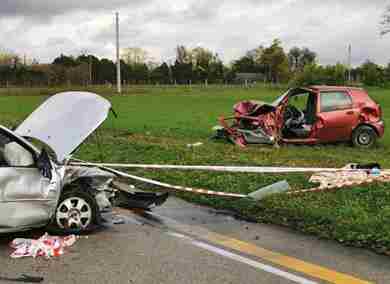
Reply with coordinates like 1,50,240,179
215,86,384,147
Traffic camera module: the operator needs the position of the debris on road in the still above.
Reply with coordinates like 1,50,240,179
112,215,125,225
9,233,76,259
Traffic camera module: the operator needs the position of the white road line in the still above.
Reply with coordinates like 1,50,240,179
168,232,318,284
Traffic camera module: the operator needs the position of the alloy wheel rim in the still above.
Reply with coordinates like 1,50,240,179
358,132,371,145
56,197,92,230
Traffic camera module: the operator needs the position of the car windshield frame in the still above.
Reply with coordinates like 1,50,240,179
271,88,313,107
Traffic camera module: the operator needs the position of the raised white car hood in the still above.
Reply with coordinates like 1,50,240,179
16,92,111,162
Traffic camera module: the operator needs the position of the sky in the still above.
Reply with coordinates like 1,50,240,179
0,0,389,66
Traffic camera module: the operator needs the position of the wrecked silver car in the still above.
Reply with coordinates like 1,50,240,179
0,92,168,234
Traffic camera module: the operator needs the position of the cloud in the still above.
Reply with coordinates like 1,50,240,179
0,0,389,66
0,0,148,20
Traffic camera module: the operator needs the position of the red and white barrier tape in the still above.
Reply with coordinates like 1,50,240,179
95,165,247,198
69,162,370,174
70,159,390,199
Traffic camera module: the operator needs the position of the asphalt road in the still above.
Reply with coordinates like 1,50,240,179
0,197,389,284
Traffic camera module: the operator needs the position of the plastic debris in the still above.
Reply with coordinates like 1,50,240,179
9,233,77,259
186,142,203,148
248,180,290,201
370,167,381,177
112,216,125,225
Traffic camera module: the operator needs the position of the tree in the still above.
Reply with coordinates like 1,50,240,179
130,63,149,83
260,39,290,83
120,48,151,84
246,46,264,65
288,47,316,71
172,46,193,83
232,56,257,73
66,63,89,85
361,60,384,86
97,58,116,84
121,47,149,65
175,45,191,64
288,47,301,71
191,47,212,80
384,63,390,83
300,48,316,69
76,54,100,84
332,63,347,85
381,5,390,35
290,63,322,86
207,55,224,83
52,54,78,67
232,46,264,74
172,60,193,84
150,62,171,84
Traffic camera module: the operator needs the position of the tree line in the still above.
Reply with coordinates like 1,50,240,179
0,39,390,87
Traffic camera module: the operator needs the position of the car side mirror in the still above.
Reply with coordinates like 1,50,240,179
37,149,53,179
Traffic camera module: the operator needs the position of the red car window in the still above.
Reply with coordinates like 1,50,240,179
320,92,352,112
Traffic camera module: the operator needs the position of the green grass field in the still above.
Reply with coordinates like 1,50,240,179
1,85,390,254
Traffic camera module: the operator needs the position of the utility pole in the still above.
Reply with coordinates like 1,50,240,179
347,44,352,83
116,12,122,94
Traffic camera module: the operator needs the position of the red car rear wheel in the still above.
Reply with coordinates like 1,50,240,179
352,125,377,148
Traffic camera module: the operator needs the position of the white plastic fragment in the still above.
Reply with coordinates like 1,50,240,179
187,142,204,148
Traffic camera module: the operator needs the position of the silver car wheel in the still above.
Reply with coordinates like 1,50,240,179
358,132,371,145
56,197,92,230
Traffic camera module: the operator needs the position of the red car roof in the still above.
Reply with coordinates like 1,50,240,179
307,85,364,92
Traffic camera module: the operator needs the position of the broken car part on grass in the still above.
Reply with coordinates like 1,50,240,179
0,92,167,234
215,86,384,148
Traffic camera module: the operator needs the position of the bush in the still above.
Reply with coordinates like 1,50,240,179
289,63,347,87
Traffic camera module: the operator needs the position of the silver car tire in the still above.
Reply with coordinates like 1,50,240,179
54,190,98,232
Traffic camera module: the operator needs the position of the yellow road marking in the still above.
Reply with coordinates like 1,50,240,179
148,212,372,284
206,233,371,284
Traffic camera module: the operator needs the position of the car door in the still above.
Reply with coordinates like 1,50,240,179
315,91,360,142
0,129,57,231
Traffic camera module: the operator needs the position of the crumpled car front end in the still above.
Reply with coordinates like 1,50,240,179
215,100,280,147
60,165,169,229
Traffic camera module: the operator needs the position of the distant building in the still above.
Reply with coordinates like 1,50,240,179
235,73,264,83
